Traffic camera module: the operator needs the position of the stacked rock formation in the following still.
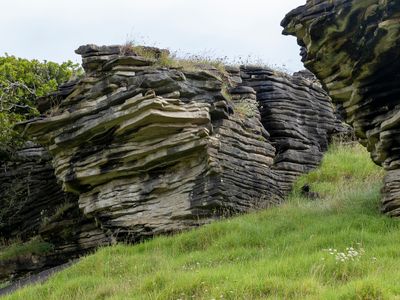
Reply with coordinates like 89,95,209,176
20,45,277,240
240,67,345,193
17,44,341,241
282,0,400,215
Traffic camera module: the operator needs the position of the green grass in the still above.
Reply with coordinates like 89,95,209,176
0,237,53,261
233,99,259,118
6,143,400,299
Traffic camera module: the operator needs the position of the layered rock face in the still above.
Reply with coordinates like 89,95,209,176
240,67,345,193
282,0,400,215
18,44,339,241
0,143,112,280
0,142,75,239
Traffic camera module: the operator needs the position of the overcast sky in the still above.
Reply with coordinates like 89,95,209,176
1,0,305,72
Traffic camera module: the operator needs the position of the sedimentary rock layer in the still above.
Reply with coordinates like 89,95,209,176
20,45,278,240
0,142,75,239
18,44,340,240
240,67,344,193
282,0,400,215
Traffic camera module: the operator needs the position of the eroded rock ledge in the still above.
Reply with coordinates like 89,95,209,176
282,0,399,215
16,44,342,241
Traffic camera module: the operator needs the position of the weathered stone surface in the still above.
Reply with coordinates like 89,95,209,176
37,80,78,114
282,0,399,215
240,66,345,193
17,45,340,241
0,143,112,281
20,47,279,240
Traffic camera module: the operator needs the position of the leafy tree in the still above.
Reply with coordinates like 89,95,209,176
0,55,82,152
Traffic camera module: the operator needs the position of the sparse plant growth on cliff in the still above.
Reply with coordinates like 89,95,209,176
7,143,400,299
234,99,259,118
120,41,291,79
220,84,232,102
122,41,227,75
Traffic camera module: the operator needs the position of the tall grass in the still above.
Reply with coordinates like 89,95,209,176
121,43,227,75
0,237,53,261
6,143,400,300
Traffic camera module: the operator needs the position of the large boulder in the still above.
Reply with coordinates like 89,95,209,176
282,0,399,215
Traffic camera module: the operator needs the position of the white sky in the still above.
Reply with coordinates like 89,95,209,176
1,0,305,72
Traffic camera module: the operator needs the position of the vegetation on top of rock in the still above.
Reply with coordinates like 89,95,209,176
7,143,400,300
0,55,82,154
120,41,292,79
121,41,228,77
0,43,346,284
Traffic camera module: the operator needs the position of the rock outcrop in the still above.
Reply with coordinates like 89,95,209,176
240,67,345,193
15,44,341,242
282,0,399,215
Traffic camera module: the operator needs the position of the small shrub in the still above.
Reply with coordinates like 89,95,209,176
0,237,53,261
234,99,259,118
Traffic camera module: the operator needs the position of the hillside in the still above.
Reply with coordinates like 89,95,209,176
4,143,400,299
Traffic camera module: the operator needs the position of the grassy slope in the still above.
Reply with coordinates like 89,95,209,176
6,143,400,300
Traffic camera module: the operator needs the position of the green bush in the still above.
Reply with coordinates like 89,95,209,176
0,55,81,152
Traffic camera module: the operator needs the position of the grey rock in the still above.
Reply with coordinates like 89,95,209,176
282,0,400,215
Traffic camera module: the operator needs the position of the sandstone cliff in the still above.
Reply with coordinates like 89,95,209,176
282,0,399,215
